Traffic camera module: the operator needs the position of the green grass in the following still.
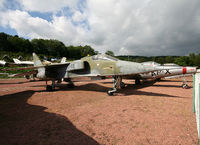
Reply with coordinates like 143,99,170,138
0,66,33,79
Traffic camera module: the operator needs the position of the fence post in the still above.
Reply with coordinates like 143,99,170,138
194,74,196,113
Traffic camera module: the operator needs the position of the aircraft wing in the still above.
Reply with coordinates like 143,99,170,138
0,62,70,71
9,70,38,77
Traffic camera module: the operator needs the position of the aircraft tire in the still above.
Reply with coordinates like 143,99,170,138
107,89,114,96
182,84,189,89
156,78,161,81
46,85,53,91
68,83,75,88
25,75,30,79
120,82,125,89
135,79,141,85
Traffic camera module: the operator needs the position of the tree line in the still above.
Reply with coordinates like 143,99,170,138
0,32,97,60
0,32,199,67
117,54,200,67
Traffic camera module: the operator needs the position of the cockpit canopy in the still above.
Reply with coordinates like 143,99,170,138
141,61,161,66
163,63,180,67
92,54,118,61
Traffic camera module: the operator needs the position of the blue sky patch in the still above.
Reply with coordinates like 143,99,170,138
29,11,53,22
0,25,17,36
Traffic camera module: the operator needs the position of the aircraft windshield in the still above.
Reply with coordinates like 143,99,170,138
92,54,118,61
163,63,180,67
142,61,161,66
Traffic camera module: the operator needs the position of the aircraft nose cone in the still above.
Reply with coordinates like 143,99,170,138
185,67,197,74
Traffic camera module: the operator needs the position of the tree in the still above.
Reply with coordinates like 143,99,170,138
105,50,114,56
157,57,165,64
188,53,195,66
80,45,95,57
174,56,189,66
165,56,174,63
194,54,200,67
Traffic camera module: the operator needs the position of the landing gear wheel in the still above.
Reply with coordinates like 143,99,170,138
25,75,30,79
135,79,141,85
46,85,54,91
182,84,189,89
107,89,114,96
68,83,75,88
156,78,161,81
120,82,125,89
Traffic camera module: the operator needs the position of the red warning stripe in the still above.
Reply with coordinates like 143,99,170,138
182,67,187,74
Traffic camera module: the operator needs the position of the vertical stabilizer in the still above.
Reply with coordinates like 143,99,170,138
33,53,43,67
33,53,45,78
61,57,66,63
13,58,21,64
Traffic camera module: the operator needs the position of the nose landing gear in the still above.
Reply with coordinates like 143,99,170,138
107,76,125,96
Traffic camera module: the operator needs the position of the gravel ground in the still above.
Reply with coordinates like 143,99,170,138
0,77,198,145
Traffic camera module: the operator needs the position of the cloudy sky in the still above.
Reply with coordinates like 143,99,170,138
0,0,200,56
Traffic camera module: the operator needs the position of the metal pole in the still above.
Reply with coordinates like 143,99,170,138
199,83,200,145
194,74,196,113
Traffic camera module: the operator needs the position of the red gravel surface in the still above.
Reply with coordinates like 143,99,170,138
0,77,198,145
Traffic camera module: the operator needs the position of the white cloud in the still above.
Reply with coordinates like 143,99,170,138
84,0,200,55
1,0,200,56
0,0,5,9
0,10,82,44
17,0,78,12
72,11,86,23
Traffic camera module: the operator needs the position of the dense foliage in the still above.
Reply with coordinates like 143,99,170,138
117,54,200,67
0,32,199,67
0,32,96,60
105,50,114,56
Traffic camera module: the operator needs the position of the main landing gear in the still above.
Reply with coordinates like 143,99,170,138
45,78,75,91
107,76,125,96
64,78,75,88
135,78,141,85
46,79,56,91
182,76,189,89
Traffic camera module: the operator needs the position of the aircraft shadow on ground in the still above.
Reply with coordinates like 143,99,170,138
118,83,183,98
0,80,31,85
60,83,110,93
0,91,99,145
153,84,192,89
55,81,181,98
31,83,111,93
29,79,183,98
119,88,183,98
160,79,193,83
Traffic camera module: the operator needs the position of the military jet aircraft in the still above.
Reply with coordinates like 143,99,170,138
136,61,197,88
2,54,196,94
12,53,167,95
13,58,34,65
0,60,7,66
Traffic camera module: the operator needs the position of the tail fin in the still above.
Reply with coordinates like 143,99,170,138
33,53,45,78
13,58,21,64
60,57,66,63
33,53,43,67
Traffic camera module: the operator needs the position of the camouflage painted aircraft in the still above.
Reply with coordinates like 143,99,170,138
2,54,197,94
30,53,168,95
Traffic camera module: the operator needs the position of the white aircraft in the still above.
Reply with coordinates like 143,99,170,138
138,61,197,88
13,58,34,65
0,60,7,66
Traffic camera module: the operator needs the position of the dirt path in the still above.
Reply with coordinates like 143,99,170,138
0,77,198,145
